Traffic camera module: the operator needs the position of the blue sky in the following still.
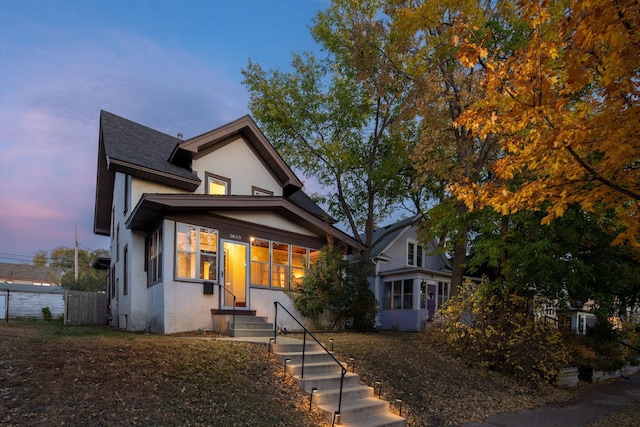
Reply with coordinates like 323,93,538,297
0,0,328,263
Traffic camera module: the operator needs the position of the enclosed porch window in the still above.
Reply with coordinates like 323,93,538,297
175,223,218,281
250,237,319,290
383,279,414,310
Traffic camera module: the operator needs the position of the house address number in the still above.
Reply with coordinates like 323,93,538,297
228,233,242,240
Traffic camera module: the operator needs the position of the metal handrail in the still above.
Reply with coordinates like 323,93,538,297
214,282,237,333
274,301,347,418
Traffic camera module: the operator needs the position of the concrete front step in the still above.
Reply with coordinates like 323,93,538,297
272,342,324,353
312,384,373,405
287,360,346,377
231,328,274,338
233,321,273,330
295,372,362,393
340,413,407,427
274,350,337,365
319,397,389,423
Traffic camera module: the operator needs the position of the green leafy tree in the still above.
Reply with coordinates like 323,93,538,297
292,243,377,330
242,0,424,253
32,250,48,266
465,206,640,318
45,247,109,292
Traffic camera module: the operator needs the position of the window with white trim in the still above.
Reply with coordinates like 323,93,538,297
407,240,424,267
437,281,450,308
383,279,414,310
206,173,230,195
176,223,218,281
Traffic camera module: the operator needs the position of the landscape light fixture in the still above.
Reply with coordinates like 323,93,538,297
283,358,291,377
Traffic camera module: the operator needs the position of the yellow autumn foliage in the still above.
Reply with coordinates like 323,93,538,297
452,0,640,247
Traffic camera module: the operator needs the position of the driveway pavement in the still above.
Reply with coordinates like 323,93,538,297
462,374,640,427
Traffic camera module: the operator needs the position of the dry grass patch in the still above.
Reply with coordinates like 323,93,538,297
0,321,327,427
313,331,583,426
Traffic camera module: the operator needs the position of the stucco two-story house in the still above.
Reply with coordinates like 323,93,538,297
94,111,362,334
369,216,453,331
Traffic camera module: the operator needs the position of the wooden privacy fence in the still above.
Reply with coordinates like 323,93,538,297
64,291,107,326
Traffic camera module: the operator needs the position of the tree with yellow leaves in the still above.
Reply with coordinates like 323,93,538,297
453,0,640,247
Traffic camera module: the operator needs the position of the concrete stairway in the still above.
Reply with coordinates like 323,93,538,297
272,341,406,427
212,311,274,338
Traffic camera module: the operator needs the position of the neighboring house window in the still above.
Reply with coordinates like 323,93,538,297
111,207,115,240
148,227,163,285
176,223,218,281
437,281,450,308
206,172,230,195
252,186,273,196
123,175,131,214
383,279,414,310
123,245,128,295
407,240,424,267
250,237,319,290
407,242,414,266
116,224,120,261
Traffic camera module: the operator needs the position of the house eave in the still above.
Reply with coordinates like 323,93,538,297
108,158,200,191
126,194,365,251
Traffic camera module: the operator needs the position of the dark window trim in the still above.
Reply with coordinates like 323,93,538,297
123,245,128,295
205,172,231,195
123,175,130,214
252,186,274,196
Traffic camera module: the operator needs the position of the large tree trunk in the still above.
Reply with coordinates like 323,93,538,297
448,201,469,300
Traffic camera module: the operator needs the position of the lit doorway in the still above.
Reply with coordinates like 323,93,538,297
221,240,249,310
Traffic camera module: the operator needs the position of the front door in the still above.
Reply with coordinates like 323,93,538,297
221,240,249,310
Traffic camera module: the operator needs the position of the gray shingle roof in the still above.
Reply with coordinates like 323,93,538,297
100,110,199,182
0,262,61,284
367,215,419,257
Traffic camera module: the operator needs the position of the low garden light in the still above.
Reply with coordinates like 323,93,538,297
283,358,291,377
309,387,318,410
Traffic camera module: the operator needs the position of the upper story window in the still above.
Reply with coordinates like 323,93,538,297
407,240,424,267
124,175,131,214
252,186,274,196
206,172,230,195
176,223,218,281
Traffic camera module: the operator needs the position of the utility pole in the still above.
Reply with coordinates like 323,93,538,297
74,224,79,282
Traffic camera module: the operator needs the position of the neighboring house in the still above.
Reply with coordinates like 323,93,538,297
369,216,453,331
0,262,61,286
0,283,66,320
93,111,362,334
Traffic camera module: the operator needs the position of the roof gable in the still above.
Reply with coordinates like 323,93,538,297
368,215,419,258
177,115,303,194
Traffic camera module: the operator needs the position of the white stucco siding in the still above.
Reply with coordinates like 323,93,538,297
249,288,309,331
217,212,317,237
192,137,282,196
131,177,188,205
163,281,218,334
124,231,148,332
